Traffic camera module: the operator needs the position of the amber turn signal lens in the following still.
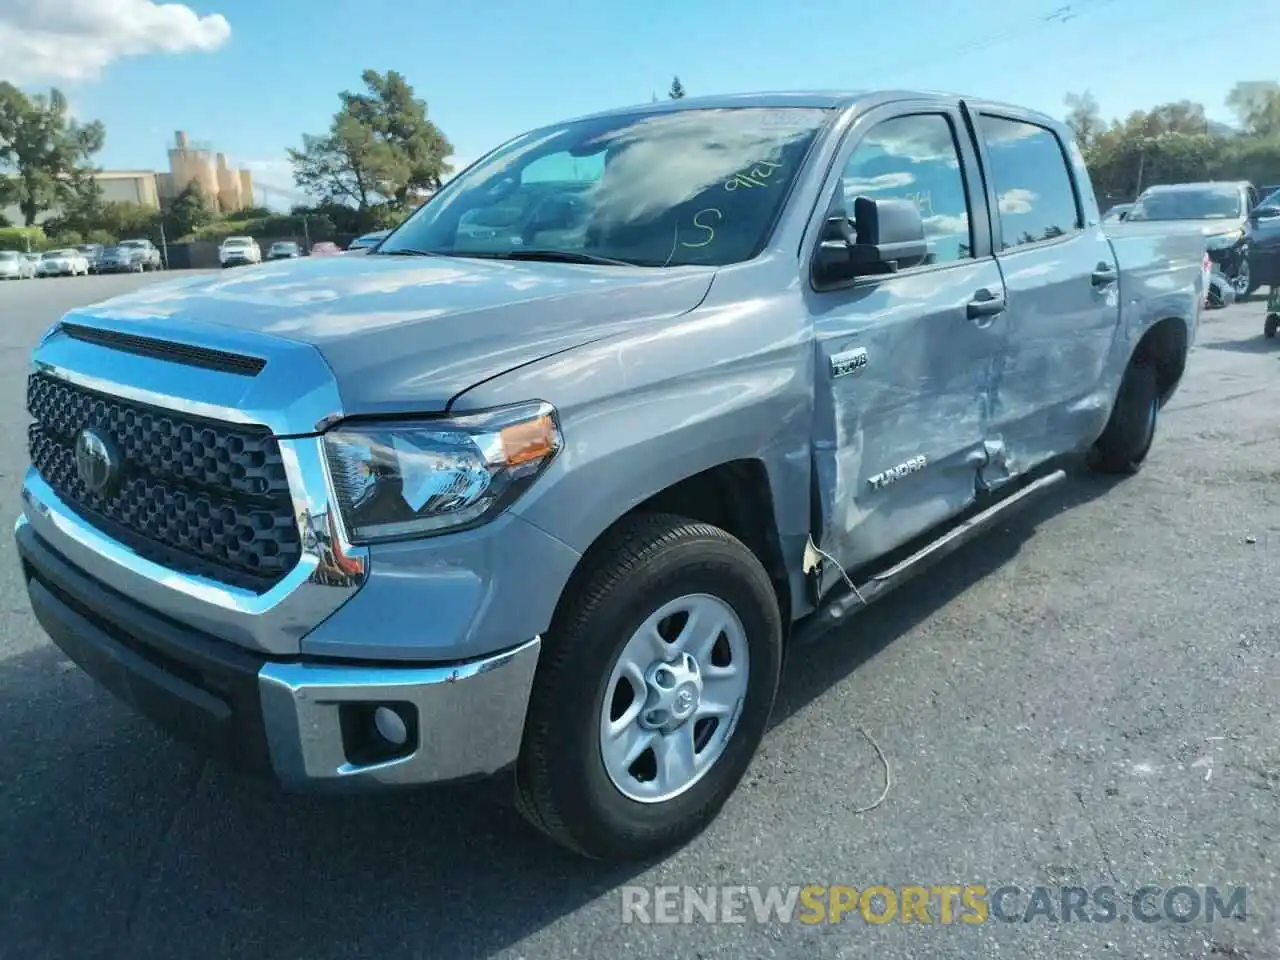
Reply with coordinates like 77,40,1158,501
499,415,559,466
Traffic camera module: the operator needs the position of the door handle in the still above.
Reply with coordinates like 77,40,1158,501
966,289,1006,320
1091,263,1118,287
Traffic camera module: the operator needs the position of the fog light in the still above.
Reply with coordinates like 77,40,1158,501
374,705,409,746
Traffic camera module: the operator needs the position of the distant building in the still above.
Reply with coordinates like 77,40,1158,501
0,129,255,226
160,130,254,213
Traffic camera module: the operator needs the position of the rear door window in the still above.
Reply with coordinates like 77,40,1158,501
976,115,1081,250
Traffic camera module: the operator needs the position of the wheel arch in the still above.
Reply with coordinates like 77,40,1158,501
547,459,795,641
1130,315,1189,406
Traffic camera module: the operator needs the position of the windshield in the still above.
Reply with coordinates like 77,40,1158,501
118,240,145,248
1126,188,1242,221
42,250,70,259
0,251,17,260
223,238,250,246
380,106,832,267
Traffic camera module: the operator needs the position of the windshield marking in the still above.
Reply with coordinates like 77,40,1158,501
724,159,785,190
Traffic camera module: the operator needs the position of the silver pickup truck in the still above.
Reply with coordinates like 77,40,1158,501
16,91,1206,862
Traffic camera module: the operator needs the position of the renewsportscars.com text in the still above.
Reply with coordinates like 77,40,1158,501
621,884,1248,925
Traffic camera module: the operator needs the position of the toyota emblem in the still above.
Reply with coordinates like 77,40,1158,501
74,428,118,496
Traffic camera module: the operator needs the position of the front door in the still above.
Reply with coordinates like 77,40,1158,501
804,103,1008,582
966,106,1122,473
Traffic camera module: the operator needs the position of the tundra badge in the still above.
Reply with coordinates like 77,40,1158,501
830,347,869,379
868,455,927,490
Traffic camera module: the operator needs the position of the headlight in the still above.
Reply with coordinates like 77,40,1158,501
1205,231,1243,251
323,401,563,543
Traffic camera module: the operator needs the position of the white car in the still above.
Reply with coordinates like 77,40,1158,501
219,236,262,268
36,249,90,277
0,250,36,280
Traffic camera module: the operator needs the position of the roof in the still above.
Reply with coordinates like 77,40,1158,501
1142,181,1249,193
554,88,1063,133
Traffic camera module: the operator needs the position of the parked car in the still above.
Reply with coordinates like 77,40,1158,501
0,249,36,279
347,229,390,251
1101,203,1133,223
219,236,262,267
309,241,342,256
116,238,163,271
267,241,301,261
1124,181,1262,296
76,244,105,274
15,90,1206,863
96,245,148,274
1247,191,1280,292
35,248,89,277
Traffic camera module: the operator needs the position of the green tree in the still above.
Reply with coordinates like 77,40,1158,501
289,70,452,226
1071,91,1280,205
165,181,214,238
669,76,686,100
1064,91,1103,149
95,201,161,240
0,83,105,226
1226,81,1280,139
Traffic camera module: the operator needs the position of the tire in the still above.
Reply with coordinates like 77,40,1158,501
1265,314,1278,339
1089,359,1159,475
515,512,783,861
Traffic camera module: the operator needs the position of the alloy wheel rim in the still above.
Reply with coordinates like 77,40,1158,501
599,593,750,804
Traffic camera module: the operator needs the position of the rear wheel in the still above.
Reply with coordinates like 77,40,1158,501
515,513,783,861
1265,314,1278,339
1089,359,1158,475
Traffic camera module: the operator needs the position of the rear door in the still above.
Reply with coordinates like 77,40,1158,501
805,101,1007,579
964,105,1121,474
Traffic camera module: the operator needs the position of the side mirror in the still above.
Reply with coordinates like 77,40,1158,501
812,197,928,287
1250,205,1280,222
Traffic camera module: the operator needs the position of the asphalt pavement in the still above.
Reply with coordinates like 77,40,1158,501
0,273,1276,960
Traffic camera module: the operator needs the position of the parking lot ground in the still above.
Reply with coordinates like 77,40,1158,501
0,275,1277,960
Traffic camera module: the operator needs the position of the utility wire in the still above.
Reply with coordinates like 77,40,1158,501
860,0,1116,88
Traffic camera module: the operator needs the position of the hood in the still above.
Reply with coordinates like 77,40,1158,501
1109,218,1243,238
67,252,716,415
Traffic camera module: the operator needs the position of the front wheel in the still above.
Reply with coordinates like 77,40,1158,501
1089,360,1158,475
1265,314,1278,339
1233,258,1253,298
515,513,783,861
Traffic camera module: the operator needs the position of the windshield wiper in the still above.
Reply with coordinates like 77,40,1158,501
456,249,649,267
372,247,438,257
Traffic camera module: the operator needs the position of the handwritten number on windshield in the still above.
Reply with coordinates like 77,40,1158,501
724,159,783,191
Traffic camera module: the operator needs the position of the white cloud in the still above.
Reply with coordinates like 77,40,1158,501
0,0,231,84
998,189,1037,215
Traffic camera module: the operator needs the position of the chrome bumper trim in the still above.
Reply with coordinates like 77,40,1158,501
258,637,541,788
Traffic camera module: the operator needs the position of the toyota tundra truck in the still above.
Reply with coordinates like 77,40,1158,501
15,91,1205,862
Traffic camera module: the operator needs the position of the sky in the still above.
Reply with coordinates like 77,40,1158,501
0,0,1268,208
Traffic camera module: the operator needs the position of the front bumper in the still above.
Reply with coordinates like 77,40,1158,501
1207,243,1246,275
16,516,541,790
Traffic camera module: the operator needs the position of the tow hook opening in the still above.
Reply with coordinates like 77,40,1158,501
339,701,419,766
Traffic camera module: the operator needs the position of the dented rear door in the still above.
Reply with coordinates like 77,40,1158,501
803,101,1006,584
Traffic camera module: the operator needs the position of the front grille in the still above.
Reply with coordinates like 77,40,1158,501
27,371,302,593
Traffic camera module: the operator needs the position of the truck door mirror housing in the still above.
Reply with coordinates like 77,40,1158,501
1249,205,1280,222
812,197,929,287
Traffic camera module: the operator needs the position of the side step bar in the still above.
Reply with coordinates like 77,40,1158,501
794,468,1067,646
